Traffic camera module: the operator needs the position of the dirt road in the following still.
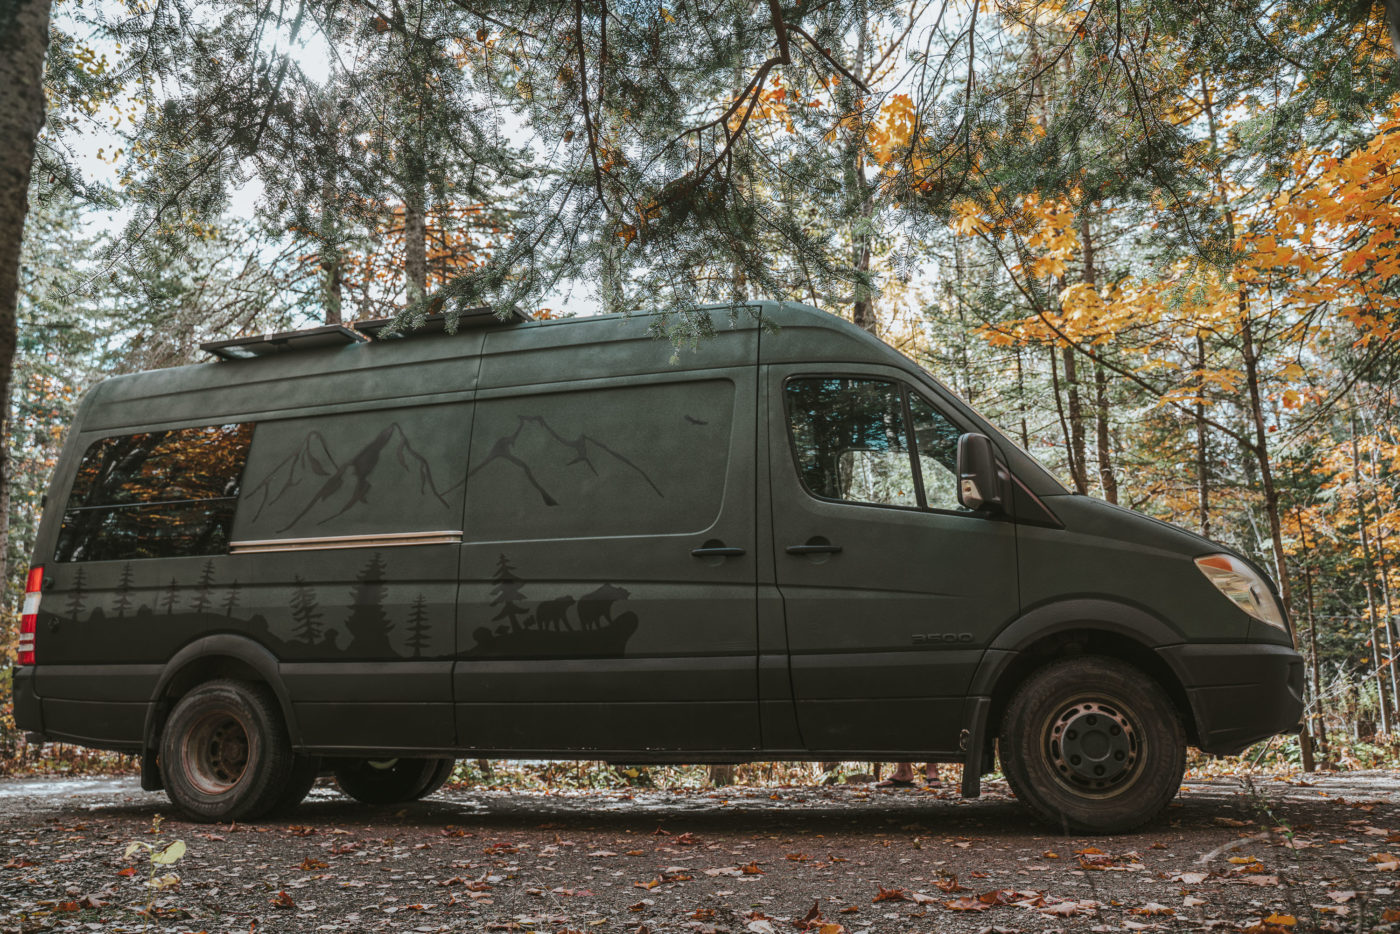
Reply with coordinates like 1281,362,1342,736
1,772,1397,933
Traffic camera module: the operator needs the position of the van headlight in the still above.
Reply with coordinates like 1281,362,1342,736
1194,554,1288,632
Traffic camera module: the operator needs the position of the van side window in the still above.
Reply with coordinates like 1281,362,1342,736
54,423,254,562
909,393,966,512
785,378,919,508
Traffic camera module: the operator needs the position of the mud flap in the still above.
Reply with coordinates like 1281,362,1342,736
140,749,163,792
960,696,991,799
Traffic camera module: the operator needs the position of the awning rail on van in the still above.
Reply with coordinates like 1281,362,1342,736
230,530,463,554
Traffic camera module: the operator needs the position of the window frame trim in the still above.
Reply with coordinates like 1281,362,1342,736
54,422,256,563
780,372,981,519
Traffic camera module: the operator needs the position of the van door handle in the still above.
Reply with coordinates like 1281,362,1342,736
691,545,746,557
786,543,843,555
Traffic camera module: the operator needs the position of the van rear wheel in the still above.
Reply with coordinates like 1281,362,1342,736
999,656,1185,834
159,680,294,823
334,757,455,805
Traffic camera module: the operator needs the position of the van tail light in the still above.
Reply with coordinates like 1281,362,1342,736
18,565,42,665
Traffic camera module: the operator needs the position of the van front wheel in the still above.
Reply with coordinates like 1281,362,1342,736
334,757,455,805
999,656,1185,834
159,680,295,823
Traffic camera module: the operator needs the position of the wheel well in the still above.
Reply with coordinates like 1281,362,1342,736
148,657,278,749
987,629,1198,747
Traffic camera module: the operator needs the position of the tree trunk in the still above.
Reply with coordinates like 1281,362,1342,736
847,0,876,335
1363,422,1400,717
404,188,427,306
1238,302,1291,617
1015,345,1030,450
1351,406,1392,735
1094,363,1117,504
1062,346,1088,494
0,0,52,607
1295,511,1326,754
707,764,735,787
1195,333,1211,538
1077,200,1115,502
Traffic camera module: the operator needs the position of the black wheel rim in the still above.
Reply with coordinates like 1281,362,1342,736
1042,696,1143,798
183,710,251,795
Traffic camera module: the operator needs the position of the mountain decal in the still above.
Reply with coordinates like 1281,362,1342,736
243,423,461,532
244,431,337,523
469,415,663,507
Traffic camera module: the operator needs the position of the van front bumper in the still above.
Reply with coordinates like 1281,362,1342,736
1157,642,1304,756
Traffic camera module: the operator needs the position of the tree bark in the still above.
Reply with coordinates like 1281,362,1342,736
404,187,427,306
1077,200,1116,502
1295,511,1325,754
1195,333,1211,538
1238,302,1291,617
847,0,876,335
1093,362,1117,504
1062,345,1088,494
0,0,52,604
1350,405,1392,735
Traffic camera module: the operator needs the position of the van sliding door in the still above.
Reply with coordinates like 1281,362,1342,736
454,337,760,755
229,403,471,753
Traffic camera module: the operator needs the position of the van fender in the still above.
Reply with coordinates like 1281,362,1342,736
963,598,1188,785
143,635,301,766
972,597,1181,690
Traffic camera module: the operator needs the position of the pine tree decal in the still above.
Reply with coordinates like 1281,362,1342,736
113,564,134,618
222,579,241,617
65,567,87,619
290,576,323,645
405,593,431,657
344,552,393,654
490,554,528,632
162,577,179,615
191,559,216,614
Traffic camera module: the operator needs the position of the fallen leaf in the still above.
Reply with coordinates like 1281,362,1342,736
873,886,910,902
942,896,993,911
299,857,328,871
270,890,296,909
1132,903,1175,916
1262,914,1296,926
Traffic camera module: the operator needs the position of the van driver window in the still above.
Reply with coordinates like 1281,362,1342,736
909,393,968,512
54,423,254,562
785,378,919,508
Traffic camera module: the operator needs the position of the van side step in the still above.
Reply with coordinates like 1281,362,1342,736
960,696,992,799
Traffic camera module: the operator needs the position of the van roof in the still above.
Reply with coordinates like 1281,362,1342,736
71,301,1067,497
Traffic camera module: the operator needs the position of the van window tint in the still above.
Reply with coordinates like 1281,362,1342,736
465,380,735,540
232,403,471,541
55,423,253,562
909,393,965,511
785,378,919,507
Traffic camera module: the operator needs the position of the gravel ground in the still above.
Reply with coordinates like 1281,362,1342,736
1,771,1398,933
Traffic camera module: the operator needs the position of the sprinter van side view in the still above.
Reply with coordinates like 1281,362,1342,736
11,302,1303,832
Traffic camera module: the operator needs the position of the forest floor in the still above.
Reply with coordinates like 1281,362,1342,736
0,772,1398,934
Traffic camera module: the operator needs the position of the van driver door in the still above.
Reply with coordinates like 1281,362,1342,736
766,364,1020,755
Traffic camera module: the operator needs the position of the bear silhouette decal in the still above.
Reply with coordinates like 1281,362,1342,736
466,555,639,658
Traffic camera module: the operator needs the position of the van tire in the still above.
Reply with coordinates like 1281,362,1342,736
334,757,454,805
267,755,322,816
159,680,295,823
999,656,1185,834
417,757,456,799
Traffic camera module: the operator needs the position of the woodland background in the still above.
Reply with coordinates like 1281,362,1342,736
3,0,1400,774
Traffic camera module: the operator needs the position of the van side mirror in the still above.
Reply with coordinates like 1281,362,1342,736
956,433,1004,513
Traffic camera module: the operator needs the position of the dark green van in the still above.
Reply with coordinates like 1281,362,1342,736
11,302,1302,831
